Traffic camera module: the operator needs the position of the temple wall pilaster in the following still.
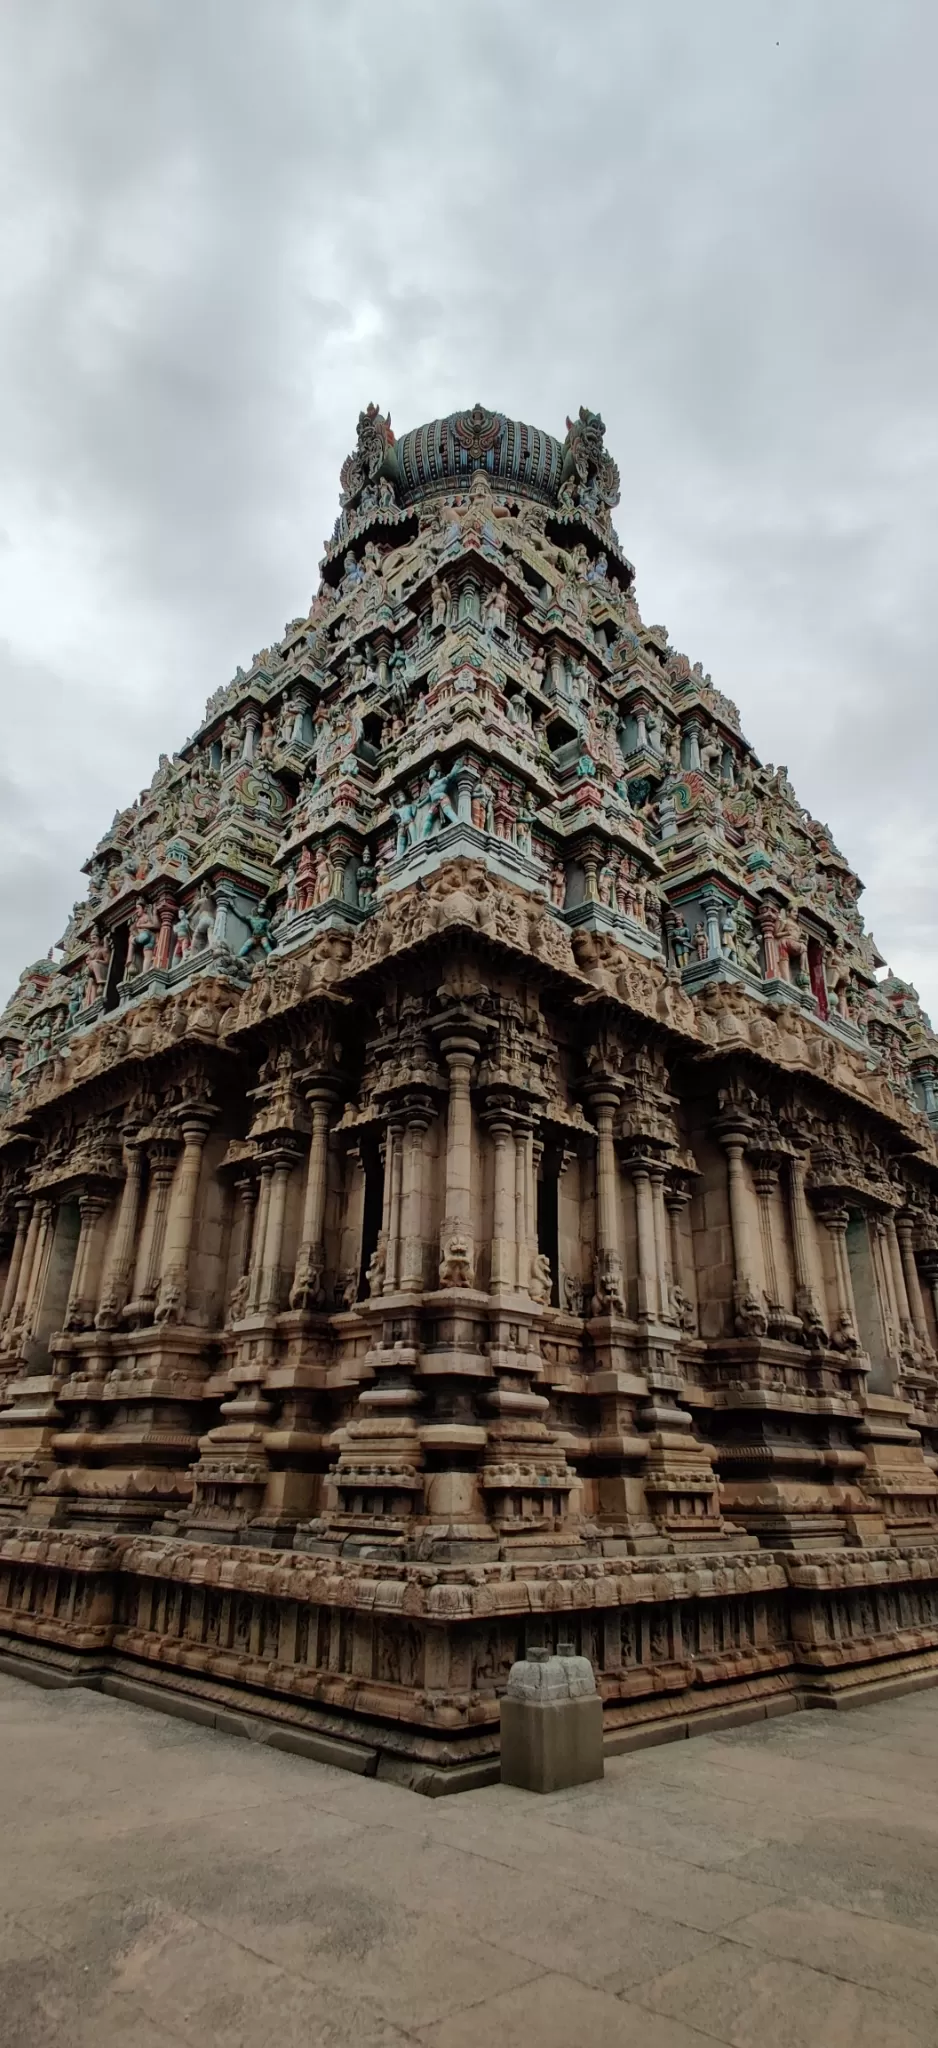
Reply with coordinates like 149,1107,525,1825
254,1152,296,1314
291,1090,335,1308
129,1141,179,1321
17,1200,57,1360
885,1213,915,1355
897,1214,934,1359
155,1113,214,1324
95,1139,144,1329
438,1035,477,1287
63,1191,110,1332
586,1088,625,1315
487,1113,517,1296
226,1173,257,1320
665,1183,697,1331
0,1198,32,1343
817,1204,861,1351
716,1123,766,1335
786,1153,827,1341
624,1157,659,1322
246,1162,274,1312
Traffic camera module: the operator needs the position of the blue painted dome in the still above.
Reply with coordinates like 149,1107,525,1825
389,404,564,506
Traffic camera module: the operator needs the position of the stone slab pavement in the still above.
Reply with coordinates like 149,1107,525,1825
3,1674,938,2047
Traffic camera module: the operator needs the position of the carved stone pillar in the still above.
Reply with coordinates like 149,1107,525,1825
701,890,722,960
870,1214,900,1353
752,1159,782,1311
665,1184,696,1332
227,1174,257,1321
514,1121,530,1294
818,1204,860,1350
758,904,780,980
628,1158,659,1321
64,1190,109,1332
291,1091,334,1308
256,1150,296,1315
96,1140,144,1328
587,1087,624,1314
0,1199,32,1333
399,1105,431,1293
153,894,177,971
18,1200,55,1352
384,1120,405,1292
897,1215,933,1357
718,1124,766,1335
488,1114,516,1296
155,1112,213,1324
6,1200,40,1337
649,1165,674,1322
247,1162,274,1311
787,1153,826,1343
885,1214,914,1353
132,1142,179,1319
920,1251,938,1344
438,1036,476,1288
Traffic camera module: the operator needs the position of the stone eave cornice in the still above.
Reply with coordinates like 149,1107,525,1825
0,979,247,1142
666,688,752,746
185,845,279,897
320,501,417,569
222,979,354,1051
190,687,270,749
3,896,936,1193
692,1015,937,1169
609,669,674,710
552,809,663,872
371,716,559,812
661,851,749,898
28,1150,123,1198
543,507,634,577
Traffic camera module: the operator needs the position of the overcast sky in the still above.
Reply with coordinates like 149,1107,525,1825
1,1,936,1015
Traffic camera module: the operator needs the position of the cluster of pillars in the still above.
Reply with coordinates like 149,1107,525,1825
722,1135,831,1333
0,1195,59,1360
5,1095,938,1379
588,1086,690,1323
875,1211,935,1363
718,1124,937,1367
225,1086,336,1319
371,1032,544,1298
485,1108,538,1296
0,1111,218,1365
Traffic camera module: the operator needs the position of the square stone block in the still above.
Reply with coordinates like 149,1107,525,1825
500,1693,604,1794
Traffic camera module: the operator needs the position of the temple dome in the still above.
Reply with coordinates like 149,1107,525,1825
388,404,565,507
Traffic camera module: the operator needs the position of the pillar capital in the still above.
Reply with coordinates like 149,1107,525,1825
402,1092,435,1134
302,1076,340,1114
481,1093,520,1134
177,1107,215,1147
814,1199,850,1236
714,1117,752,1155
583,1080,622,1118
619,1145,661,1180
439,1030,480,1068
146,1136,182,1180
259,1141,304,1174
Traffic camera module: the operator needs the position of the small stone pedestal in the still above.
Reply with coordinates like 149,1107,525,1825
500,1643,604,1793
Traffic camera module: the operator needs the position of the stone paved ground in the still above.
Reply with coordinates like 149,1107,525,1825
4,1675,938,2047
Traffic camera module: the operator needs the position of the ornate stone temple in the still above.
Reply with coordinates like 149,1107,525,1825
2,401,938,1788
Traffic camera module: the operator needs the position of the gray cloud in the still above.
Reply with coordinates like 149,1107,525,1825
1,0,936,1006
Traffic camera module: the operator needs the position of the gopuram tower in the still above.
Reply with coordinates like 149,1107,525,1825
2,401,938,1785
